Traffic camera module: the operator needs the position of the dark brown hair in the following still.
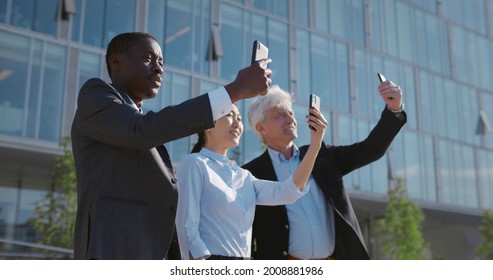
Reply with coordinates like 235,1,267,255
191,131,206,153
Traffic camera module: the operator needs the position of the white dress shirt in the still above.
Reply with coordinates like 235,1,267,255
267,145,335,259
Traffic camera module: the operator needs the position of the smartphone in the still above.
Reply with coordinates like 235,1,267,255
377,73,393,100
377,73,387,83
309,94,321,131
251,40,269,65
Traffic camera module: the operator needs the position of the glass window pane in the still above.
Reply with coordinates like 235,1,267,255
438,141,453,205
81,0,104,47
396,2,413,62
399,66,417,129
478,150,493,209
332,43,349,112
0,31,29,137
369,0,398,58
163,0,192,70
314,0,328,33
267,19,288,90
0,184,18,240
355,120,372,192
33,0,58,36
199,80,218,95
409,0,437,13
438,141,478,208
251,14,267,43
296,29,310,100
71,0,83,42
220,4,243,81
11,0,35,30
421,136,436,202
15,188,46,241
310,34,330,107
78,51,101,90
147,0,166,45
170,74,191,162
328,0,364,45
442,0,486,35
419,71,433,133
0,0,7,23
103,0,136,47
193,0,210,74
295,0,309,26
26,40,43,139
39,43,66,142
490,2,493,38
354,50,371,117
253,0,287,18
460,145,478,208
403,132,422,199
483,93,493,149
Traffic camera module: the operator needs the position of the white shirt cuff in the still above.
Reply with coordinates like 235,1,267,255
208,87,233,121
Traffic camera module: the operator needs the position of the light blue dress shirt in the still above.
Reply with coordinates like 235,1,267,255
267,145,335,259
176,148,310,259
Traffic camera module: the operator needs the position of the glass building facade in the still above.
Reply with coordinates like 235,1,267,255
0,0,492,259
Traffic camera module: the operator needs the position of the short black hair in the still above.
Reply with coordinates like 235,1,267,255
105,32,157,78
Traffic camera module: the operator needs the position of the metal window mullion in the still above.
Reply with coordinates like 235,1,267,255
78,0,86,43
5,0,12,24
190,0,195,72
21,38,35,137
59,47,70,141
34,41,47,140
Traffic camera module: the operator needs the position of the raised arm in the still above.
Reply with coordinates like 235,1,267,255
292,108,327,190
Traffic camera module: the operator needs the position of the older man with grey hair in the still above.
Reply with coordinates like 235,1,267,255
243,82,406,260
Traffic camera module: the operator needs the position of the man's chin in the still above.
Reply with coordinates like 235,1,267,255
144,90,159,99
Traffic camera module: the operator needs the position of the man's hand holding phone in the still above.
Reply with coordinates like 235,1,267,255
224,41,272,102
251,40,269,65
307,94,327,148
309,94,320,131
377,73,403,113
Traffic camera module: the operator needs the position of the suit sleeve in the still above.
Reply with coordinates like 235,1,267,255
333,107,406,175
75,78,215,150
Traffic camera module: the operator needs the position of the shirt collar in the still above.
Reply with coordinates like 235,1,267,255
267,144,299,164
199,148,238,172
111,83,142,113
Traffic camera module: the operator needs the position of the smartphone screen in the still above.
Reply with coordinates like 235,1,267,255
251,40,269,64
309,94,320,131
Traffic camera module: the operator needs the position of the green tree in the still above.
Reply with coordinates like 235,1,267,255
377,178,429,259
29,136,77,249
476,209,493,259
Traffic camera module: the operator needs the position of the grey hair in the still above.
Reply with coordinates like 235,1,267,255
248,85,293,142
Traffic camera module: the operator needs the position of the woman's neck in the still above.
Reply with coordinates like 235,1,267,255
204,143,228,157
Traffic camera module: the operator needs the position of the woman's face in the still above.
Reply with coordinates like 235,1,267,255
206,104,243,150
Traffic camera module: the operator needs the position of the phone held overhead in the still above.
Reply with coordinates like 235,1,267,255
309,94,320,131
377,73,394,100
377,73,386,83
251,40,269,65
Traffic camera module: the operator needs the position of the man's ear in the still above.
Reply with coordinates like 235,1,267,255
256,122,266,135
109,53,121,75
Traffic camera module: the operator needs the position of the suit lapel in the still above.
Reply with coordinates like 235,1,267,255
256,150,279,181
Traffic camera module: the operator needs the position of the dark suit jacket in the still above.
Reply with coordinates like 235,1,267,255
71,78,215,259
242,108,406,260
